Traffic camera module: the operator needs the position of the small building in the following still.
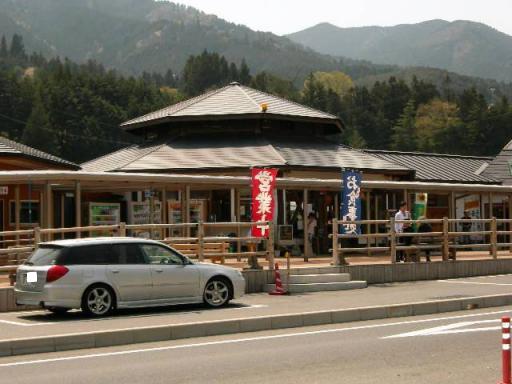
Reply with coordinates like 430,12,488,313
0,136,79,232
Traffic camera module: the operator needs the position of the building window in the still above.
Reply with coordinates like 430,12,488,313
9,200,40,226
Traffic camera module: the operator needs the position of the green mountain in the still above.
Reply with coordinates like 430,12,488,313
0,0,394,81
1,0,511,100
287,20,512,82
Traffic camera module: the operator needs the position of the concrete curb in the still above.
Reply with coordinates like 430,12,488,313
1,293,511,358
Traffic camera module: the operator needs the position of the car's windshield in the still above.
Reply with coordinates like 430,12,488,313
26,246,65,266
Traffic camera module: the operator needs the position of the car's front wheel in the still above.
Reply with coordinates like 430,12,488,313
203,278,231,307
81,285,115,317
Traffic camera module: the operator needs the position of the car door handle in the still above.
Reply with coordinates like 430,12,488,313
111,270,120,274
155,269,163,273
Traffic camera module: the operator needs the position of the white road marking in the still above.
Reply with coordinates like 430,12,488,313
438,280,512,286
1,309,511,367
384,319,500,338
0,319,54,327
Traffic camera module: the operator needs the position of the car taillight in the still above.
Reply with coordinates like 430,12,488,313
46,265,69,283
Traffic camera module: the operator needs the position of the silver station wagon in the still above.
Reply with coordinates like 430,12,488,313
15,237,245,316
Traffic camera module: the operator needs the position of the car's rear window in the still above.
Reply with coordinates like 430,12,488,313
63,244,116,265
26,246,65,266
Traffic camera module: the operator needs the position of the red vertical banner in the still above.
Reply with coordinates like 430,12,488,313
251,168,278,237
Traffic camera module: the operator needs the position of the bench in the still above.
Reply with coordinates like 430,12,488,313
405,237,457,262
163,240,229,264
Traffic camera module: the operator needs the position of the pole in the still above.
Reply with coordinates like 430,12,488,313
501,316,511,384
390,216,396,263
332,218,339,266
75,181,81,238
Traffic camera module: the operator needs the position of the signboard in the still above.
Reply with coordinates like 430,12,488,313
251,168,278,237
340,169,362,234
413,193,428,220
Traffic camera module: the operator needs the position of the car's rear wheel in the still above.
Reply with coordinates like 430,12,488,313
203,278,231,307
81,285,114,317
47,307,69,315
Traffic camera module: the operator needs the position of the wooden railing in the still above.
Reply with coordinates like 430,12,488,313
330,217,512,265
0,221,275,282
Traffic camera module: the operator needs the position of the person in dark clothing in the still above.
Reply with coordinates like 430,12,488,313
417,216,432,262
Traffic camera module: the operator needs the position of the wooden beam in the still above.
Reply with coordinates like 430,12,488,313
75,181,81,238
230,187,236,222
15,184,20,245
304,188,309,261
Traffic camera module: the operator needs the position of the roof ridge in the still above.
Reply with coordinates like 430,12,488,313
238,84,339,120
263,137,288,166
113,142,167,171
237,84,262,110
364,148,494,160
0,136,78,167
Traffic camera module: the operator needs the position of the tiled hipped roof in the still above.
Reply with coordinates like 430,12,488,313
366,149,497,184
121,82,341,130
82,136,409,174
483,139,512,185
0,136,78,169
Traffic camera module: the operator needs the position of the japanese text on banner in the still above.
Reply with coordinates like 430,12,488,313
251,168,278,237
341,170,362,234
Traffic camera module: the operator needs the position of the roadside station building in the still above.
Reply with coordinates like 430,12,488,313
1,82,511,257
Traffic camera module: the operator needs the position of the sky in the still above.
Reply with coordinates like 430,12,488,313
170,0,512,36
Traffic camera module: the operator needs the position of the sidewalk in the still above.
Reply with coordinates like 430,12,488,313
1,274,512,357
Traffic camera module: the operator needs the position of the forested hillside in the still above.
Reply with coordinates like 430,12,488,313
0,35,511,164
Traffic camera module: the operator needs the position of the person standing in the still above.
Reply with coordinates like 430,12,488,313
394,201,410,262
461,211,472,245
306,212,317,257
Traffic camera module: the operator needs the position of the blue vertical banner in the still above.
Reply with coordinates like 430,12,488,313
341,169,362,234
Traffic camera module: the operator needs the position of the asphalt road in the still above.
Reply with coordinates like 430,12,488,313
3,274,512,341
1,306,510,384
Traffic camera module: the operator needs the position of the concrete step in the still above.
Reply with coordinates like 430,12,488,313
280,273,351,284
267,281,367,293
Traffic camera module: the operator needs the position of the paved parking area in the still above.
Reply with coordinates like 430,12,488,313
1,274,512,341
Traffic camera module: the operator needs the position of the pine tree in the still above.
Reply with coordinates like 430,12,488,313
391,100,416,151
239,59,251,85
22,94,56,153
0,36,7,58
9,34,26,60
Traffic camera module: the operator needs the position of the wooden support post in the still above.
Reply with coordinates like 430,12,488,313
450,191,456,232
489,192,493,255
119,222,126,237
334,193,339,220
267,222,275,270
161,187,167,239
75,181,81,238
442,216,449,261
15,185,20,246
491,216,498,259
34,227,41,249
197,221,204,262
366,190,371,257
389,216,396,264
390,216,396,263
46,183,52,240
332,218,339,266
374,193,379,247
60,192,65,239
282,189,287,224
509,194,512,253
303,188,309,262
185,185,191,238
230,188,236,222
